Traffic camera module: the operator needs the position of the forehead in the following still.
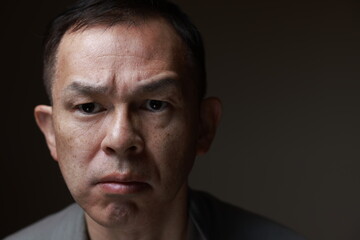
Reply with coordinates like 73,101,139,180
58,19,186,73
64,19,183,58
53,18,194,98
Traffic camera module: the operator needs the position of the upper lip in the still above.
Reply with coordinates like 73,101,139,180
95,173,146,184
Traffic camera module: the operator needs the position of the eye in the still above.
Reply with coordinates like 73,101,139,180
144,100,168,112
76,103,105,114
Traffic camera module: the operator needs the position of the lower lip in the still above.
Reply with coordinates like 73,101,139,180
97,182,149,195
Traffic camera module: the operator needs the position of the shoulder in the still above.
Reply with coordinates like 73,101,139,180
189,190,306,240
4,204,87,240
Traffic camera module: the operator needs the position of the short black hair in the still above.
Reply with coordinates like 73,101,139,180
43,0,206,102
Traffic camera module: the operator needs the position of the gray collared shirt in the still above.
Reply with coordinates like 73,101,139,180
4,190,305,240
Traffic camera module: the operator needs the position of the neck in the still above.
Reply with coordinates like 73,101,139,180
85,184,190,240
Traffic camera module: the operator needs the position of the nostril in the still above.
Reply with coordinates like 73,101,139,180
128,146,137,152
105,147,116,154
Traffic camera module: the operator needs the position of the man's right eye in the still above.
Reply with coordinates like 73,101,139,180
76,103,104,114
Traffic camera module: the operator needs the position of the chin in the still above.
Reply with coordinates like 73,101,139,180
86,200,140,227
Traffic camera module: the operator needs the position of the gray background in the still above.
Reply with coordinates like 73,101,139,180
1,0,359,239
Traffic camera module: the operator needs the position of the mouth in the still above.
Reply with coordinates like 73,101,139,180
95,173,150,195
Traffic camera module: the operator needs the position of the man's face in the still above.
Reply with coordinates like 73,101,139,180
36,18,211,227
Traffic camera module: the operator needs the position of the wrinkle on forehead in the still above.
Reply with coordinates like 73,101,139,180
53,18,192,102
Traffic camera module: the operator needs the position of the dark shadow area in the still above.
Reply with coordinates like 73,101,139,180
1,1,360,239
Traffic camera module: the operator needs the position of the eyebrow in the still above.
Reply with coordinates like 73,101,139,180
138,77,179,93
64,81,111,96
62,77,180,97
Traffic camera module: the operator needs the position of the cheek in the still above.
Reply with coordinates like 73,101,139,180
55,115,103,158
53,118,104,184
148,119,198,186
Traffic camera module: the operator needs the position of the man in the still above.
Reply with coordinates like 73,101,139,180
5,0,305,239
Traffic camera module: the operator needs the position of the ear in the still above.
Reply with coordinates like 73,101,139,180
34,105,58,161
196,97,222,155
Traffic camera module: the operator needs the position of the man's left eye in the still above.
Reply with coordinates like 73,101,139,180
144,100,168,112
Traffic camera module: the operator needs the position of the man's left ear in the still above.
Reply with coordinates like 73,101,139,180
196,97,222,155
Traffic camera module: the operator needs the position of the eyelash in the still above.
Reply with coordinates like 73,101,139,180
143,100,169,112
75,103,105,114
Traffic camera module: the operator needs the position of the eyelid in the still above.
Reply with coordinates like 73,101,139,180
75,102,106,115
143,99,169,112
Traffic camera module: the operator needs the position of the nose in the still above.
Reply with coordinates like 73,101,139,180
101,108,144,156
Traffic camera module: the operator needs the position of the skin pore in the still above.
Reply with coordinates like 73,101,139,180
34,17,221,240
